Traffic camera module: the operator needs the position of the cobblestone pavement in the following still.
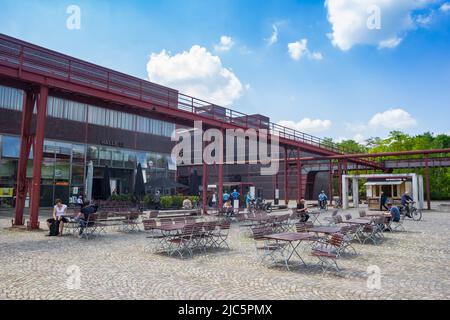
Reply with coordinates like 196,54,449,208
0,205,449,300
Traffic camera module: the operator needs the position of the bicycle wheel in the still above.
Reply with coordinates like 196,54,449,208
412,208,422,221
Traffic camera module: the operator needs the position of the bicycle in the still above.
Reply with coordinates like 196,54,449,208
399,202,422,221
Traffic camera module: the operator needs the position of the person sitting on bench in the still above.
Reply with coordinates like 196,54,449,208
76,201,98,238
46,199,68,236
182,198,193,210
296,199,310,222
223,200,234,217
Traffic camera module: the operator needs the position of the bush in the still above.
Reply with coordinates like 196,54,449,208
160,196,173,209
172,195,184,208
143,194,154,205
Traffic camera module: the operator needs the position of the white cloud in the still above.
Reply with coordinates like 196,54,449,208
266,25,278,46
288,39,323,61
288,39,308,60
325,0,433,51
377,37,403,49
146,45,243,106
214,36,234,52
278,118,332,134
440,2,450,12
368,108,417,130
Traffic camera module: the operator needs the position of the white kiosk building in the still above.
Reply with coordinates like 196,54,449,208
342,173,424,210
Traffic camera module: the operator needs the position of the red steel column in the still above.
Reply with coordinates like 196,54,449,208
284,148,289,205
29,86,48,229
218,160,223,209
13,90,36,226
338,160,342,201
296,148,302,203
328,159,333,206
202,146,208,215
424,155,431,210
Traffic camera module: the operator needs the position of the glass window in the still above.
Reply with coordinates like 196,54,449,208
99,147,112,166
72,144,85,164
54,159,70,181
123,151,136,169
2,136,20,158
87,146,99,165
136,152,147,168
112,149,124,168
0,85,23,111
88,106,106,126
0,159,16,177
71,165,84,186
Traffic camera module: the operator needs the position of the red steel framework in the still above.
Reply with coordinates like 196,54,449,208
2,33,444,227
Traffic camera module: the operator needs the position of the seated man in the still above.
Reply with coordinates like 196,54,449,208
76,201,98,238
182,198,193,210
296,199,310,222
387,203,401,223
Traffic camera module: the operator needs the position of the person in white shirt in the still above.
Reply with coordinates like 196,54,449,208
46,199,68,236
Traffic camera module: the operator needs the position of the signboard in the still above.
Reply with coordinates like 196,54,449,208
0,188,13,198
100,139,124,148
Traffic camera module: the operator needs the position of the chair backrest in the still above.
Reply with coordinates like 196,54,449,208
250,225,272,240
219,220,231,230
329,233,344,248
333,215,343,224
295,222,308,233
345,214,352,220
332,210,339,217
160,218,173,226
149,211,159,219
142,219,157,231
359,210,366,217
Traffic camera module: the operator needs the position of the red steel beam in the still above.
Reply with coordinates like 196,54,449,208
298,148,450,161
29,86,48,229
13,89,35,226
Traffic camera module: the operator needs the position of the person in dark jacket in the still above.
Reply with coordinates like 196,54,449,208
76,201,97,238
380,191,389,211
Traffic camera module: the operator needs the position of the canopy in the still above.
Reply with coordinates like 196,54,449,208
145,177,188,190
364,181,403,186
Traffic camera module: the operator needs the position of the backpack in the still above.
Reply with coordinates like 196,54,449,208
49,219,60,236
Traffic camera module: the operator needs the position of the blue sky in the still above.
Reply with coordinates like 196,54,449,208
0,0,449,142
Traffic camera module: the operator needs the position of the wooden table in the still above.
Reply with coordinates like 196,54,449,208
308,226,341,235
263,232,315,270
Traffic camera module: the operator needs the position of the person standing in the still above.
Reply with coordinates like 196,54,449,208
211,192,217,208
154,190,161,210
380,191,389,211
223,191,230,203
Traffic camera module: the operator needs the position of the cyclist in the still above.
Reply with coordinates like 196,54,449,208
318,191,328,210
401,192,413,218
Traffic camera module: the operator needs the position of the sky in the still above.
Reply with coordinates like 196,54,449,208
0,0,449,143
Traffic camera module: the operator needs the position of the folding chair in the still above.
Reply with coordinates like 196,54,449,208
250,225,287,267
311,233,344,273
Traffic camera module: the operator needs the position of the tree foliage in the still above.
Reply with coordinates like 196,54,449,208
330,131,450,200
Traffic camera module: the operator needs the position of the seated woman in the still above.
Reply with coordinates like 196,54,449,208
46,199,68,236
296,199,310,222
223,200,234,217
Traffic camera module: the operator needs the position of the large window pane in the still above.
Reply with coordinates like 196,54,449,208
0,85,23,111
112,149,124,168
71,164,85,186
87,146,99,165
99,147,112,166
124,151,136,169
72,144,85,164
2,136,20,158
